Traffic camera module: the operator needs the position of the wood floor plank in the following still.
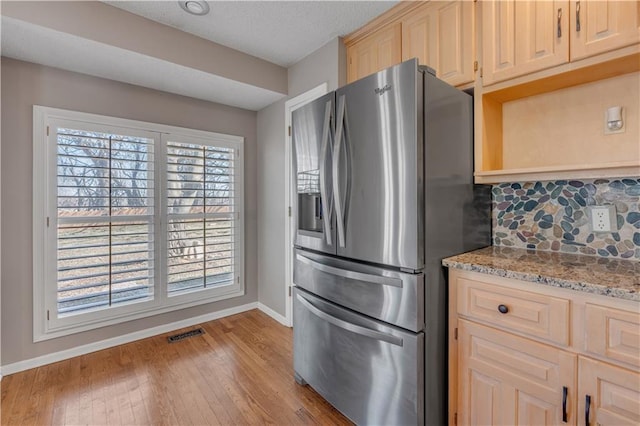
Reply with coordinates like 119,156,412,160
0,309,351,426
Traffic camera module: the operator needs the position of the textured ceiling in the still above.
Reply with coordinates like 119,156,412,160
1,1,398,110
104,1,398,67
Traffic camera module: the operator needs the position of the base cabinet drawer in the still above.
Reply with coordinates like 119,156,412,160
293,287,424,426
584,303,640,369
457,276,570,345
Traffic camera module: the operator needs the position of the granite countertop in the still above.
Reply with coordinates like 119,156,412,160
442,246,640,302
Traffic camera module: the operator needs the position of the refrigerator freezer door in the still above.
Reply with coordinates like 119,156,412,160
292,92,336,254
293,249,424,332
293,287,424,426
334,59,424,270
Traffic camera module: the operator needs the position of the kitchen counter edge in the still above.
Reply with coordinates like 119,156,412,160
442,246,640,302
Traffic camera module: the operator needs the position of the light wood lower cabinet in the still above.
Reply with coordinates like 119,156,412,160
578,356,640,425
449,269,640,426
459,319,576,425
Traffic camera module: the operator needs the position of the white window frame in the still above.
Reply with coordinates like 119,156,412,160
33,106,244,342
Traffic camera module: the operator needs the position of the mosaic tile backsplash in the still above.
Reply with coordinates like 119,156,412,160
492,178,640,260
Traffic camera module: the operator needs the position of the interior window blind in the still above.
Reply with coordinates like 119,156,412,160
56,127,155,315
166,141,236,295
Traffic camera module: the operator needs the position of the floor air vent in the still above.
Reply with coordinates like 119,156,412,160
167,328,205,343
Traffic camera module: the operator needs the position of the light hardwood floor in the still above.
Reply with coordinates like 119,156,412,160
0,310,351,425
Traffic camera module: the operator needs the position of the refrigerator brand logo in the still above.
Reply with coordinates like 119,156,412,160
374,84,392,96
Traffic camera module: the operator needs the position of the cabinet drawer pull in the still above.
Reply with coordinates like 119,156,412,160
576,1,581,32
585,394,591,426
498,304,509,314
557,8,562,38
562,386,568,422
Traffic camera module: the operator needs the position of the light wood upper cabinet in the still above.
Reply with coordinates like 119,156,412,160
570,0,640,61
346,23,402,83
402,1,475,87
483,0,569,85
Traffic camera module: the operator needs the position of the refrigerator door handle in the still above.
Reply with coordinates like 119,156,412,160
296,292,404,347
318,100,334,246
297,252,403,288
333,95,347,247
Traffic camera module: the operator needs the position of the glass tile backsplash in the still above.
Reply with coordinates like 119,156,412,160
492,178,640,259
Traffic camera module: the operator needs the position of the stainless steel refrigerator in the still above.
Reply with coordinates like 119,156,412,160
292,59,491,426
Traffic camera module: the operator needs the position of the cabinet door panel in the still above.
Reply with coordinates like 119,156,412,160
482,0,517,85
468,370,501,425
515,1,569,72
458,319,576,425
403,1,474,86
570,0,640,61
578,356,640,425
482,0,568,85
517,392,557,425
347,23,402,83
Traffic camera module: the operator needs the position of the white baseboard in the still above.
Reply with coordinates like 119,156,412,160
257,302,290,327
1,302,258,376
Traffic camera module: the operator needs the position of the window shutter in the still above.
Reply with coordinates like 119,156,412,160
34,106,245,340
56,127,155,315
166,140,237,295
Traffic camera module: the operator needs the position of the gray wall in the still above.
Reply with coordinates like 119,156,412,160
256,38,345,317
256,98,287,314
288,37,346,98
1,58,258,365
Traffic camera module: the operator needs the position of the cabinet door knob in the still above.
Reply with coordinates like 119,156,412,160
498,304,509,314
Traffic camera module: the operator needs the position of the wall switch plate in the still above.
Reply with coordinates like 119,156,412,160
589,205,617,232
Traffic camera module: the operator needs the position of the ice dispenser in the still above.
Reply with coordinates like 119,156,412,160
297,169,323,233
298,192,323,233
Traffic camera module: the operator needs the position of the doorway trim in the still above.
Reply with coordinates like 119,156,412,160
284,83,328,326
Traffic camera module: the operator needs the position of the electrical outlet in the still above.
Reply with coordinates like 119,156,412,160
589,205,617,233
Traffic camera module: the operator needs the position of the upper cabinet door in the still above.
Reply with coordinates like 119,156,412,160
402,1,475,87
482,0,517,85
483,0,569,85
346,23,402,83
570,0,640,61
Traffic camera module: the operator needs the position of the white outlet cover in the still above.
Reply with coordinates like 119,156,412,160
589,205,618,233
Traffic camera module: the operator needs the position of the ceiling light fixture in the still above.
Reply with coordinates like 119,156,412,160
179,1,210,16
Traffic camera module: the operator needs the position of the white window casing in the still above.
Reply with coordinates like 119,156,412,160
33,106,244,341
